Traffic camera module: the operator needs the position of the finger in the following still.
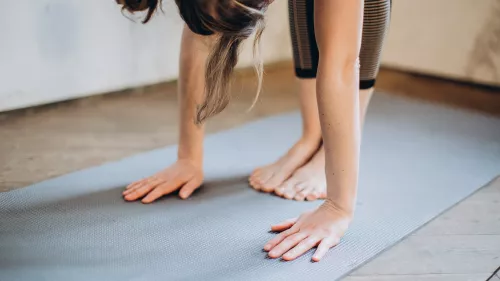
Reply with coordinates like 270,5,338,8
268,232,309,259
141,178,184,204
270,217,298,232
179,179,201,199
125,179,144,191
294,185,314,201
312,237,340,262
123,183,145,196
264,226,300,251
124,179,162,201
123,179,148,195
283,236,321,261
124,176,159,195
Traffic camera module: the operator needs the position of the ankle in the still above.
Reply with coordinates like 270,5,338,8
298,133,321,148
291,137,321,158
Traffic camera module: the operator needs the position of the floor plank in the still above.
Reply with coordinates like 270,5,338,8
351,229,500,275
347,180,500,279
343,273,490,281
413,178,500,236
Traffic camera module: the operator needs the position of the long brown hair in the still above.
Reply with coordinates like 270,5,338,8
117,0,269,124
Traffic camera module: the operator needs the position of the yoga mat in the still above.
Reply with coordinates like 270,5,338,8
1,93,499,281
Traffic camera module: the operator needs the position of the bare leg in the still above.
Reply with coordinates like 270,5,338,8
249,78,322,192
359,88,374,124
275,87,374,201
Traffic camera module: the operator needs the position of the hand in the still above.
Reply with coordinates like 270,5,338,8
264,200,352,262
122,159,204,203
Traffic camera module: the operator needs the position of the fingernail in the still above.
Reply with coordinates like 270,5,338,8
264,244,270,251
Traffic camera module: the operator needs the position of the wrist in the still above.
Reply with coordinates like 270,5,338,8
177,157,203,169
177,147,203,167
321,198,354,219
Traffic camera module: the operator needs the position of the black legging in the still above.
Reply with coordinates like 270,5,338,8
288,0,391,89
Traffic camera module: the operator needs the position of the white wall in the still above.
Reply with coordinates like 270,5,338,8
1,0,499,112
0,0,291,112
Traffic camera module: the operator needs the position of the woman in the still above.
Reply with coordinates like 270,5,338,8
117,0,391,262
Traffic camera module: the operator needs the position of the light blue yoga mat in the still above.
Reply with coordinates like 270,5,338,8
1,93,499,281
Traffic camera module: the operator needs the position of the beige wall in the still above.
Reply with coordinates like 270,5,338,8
381,0,500,86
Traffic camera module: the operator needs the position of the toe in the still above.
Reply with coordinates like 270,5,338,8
252,181,263,191
293,192,306,201
275,179,294,199
318,190,327,199
258,173,279,193
250,170,272,191
260,179,279,193
249,178,260,190
306,188,321,201
294,185,312,201
261,172,289,193
312,185,327,200
255,171,273,187
293,181,308,193
283,181,299,200
284,189,296,200
306,194,317,201
274,186,285,196
250,169,261,180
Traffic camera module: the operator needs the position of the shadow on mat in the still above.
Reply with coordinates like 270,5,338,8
2,174,256,220
1,174,288,269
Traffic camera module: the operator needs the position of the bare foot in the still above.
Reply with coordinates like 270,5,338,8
249,138,320,193
274,145,326,201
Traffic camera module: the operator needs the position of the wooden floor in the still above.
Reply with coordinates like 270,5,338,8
1,62,499,280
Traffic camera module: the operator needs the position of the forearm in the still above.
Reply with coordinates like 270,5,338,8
313,0,363,215
316,61,360,215
177,26,212,163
